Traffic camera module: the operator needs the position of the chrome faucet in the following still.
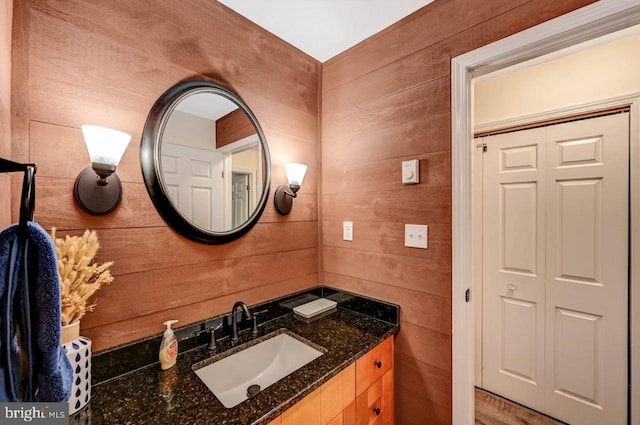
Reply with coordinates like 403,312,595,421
230,301,253,343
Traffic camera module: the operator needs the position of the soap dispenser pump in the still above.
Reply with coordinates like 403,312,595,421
159,320,179,370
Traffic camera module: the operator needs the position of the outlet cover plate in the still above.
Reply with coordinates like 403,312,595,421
343,221,353,241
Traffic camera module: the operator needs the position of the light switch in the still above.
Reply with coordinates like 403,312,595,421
402,159,419,185
343,221,353,241
405,224,428,249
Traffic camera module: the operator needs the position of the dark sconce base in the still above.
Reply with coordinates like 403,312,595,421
74,166,122,215
274,184,299,215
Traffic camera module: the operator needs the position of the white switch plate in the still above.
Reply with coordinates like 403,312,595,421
343,221,353,241
405,224,428,249
402,159,419,184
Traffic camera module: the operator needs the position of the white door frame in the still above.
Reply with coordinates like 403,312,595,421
451,1,640,424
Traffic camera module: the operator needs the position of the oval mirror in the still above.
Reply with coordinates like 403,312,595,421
141,81,271,244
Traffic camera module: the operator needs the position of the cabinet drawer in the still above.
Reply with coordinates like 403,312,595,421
356,378,383,425
355,337,393,396
355,369,393,425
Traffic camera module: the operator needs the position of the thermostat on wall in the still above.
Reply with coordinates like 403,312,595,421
402,159,419,184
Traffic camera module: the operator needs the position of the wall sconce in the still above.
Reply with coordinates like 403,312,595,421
74,125,131,215
274,163,307,215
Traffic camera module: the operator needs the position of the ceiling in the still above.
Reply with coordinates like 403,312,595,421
218,0,434,62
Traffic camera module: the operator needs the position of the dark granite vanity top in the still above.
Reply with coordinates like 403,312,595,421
74,287,399,425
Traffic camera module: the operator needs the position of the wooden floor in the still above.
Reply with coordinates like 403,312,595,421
475,388,568,425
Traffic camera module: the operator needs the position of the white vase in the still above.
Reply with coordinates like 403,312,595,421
61,322,92,415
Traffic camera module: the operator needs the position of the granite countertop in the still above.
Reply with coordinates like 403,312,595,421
79,289,399,425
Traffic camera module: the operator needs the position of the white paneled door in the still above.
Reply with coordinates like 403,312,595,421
482,113,629,425
161,143,224,230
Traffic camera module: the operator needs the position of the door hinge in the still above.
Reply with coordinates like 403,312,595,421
476,143,487,152
465,288,471,302
221,170,224,178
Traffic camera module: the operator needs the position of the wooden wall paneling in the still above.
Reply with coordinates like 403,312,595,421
28,10,186,133
322,112,450,167
20,0,320,354
322,221,451,260
9,0,31,224
260,193,318,223
0,0,12,226
323,247,450,298
70,221,318,277
322,78,449,149
216,108,254,148
85,272,319,351
321,188,451,224
29,0,319,117
10,0,29,164
29,121,142,183
390,320,451,374
395,393,451,425
322,0,534,91
323,273,450,336
266,129,319,165
35,179,165,230
395,352,450,411
322,150,451,195
322,0,517,89
83,247,319,328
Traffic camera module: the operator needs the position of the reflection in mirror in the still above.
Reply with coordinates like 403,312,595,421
141,81,271,244
161,95,264,232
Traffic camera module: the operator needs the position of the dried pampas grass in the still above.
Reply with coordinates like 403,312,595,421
51,228,114,326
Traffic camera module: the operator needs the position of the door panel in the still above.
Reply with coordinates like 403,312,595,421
500,297,537,383
555,179,602,284
161,143,224,230
554,307,601,406
544,113,628,425
482,127,547,412
482,112,629,424
501,182,538,274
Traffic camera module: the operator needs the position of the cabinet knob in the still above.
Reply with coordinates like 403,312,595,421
374,360,382,369
373,407,381,416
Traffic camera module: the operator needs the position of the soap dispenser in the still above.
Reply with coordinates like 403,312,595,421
159,320,179,370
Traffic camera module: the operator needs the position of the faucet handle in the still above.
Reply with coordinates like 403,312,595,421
251,309,268,336
207,323,224,351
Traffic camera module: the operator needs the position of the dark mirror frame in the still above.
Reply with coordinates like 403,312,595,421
140,81,271,244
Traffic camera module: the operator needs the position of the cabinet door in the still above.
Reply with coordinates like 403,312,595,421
356,337,393,396
281,389,321,425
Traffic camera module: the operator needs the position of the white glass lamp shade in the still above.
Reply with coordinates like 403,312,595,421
285,163,307,186
81,125,131,166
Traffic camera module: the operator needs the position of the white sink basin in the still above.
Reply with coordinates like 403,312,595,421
193,331,324,408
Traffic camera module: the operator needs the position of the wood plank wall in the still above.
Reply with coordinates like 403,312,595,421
216,108,254,148
11,0,320,352
320,0,597,424
1,0,12,227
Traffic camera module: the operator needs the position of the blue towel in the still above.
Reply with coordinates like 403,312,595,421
0,222,72,402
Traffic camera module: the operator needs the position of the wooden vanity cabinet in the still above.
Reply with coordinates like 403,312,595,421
355,337,394,425
276,336,394,425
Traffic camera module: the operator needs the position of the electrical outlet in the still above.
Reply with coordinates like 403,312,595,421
343,221,353,241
